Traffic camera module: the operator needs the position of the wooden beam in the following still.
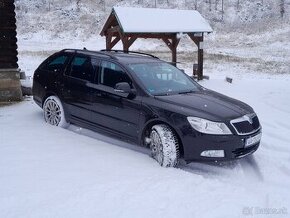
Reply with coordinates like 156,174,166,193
162,38,173,50
188,33,203,46
188,33,204,80
128,36,137,47
171,36,180,66
127,33,176,39
110,36,121,49
100,13,116,36
106,26,121,34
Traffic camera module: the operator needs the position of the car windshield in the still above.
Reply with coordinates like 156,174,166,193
128,62,200,95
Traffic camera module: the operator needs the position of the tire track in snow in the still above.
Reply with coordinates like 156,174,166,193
238,156,264,182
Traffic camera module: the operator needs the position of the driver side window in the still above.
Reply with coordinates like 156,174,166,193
100,61,132,88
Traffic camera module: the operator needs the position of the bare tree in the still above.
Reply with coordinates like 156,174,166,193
280,0,285,18
221,0,224,21
195,0,198,10
215,0,218,11
76,0,81,11
209,0,212,11
48,0,51,11
100,0,105,12
237,0,240,11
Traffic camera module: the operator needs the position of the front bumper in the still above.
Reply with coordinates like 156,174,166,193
181,127,261,162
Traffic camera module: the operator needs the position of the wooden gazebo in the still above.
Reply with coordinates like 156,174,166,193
100,7,212,80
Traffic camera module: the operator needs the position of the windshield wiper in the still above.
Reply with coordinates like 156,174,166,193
178,90,196,94
154,93,170,96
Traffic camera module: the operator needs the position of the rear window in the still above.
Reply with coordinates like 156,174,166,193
41,54,69,72
69,55,99,82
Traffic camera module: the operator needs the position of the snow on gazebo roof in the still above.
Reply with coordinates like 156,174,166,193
111,6,213,34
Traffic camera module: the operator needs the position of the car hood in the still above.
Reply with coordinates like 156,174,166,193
154,89,253,121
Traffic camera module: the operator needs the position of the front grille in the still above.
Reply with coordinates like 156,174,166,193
230,114,260,135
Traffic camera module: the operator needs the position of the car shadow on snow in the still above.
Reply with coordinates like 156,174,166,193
66,123,263,180
67,124,151,156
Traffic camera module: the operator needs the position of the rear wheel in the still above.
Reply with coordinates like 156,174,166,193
150,124,180,167
43,96,68,128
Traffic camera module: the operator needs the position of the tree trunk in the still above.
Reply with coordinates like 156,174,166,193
280,0,285,18
221,0,224,21
215,0,218,11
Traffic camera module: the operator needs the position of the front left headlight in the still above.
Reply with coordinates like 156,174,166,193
187,117,232,135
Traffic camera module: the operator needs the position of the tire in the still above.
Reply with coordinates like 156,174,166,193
150,124,180,167
43,96,69,128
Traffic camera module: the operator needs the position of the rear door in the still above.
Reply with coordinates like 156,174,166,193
62,54,100,123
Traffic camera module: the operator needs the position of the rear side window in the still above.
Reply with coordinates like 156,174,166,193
69,56,99,82
100,61,131,88
41,54,69,72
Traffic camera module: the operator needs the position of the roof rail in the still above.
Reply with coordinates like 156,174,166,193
100,49,159,59
61,48,118,60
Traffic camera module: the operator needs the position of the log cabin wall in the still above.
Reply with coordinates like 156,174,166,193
0,0,22,101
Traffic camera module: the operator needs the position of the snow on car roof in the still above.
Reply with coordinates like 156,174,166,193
113,7,213,33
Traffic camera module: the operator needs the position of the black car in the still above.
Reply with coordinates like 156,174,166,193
33,49,262,167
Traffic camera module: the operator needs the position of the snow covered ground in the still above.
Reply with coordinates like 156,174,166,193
1,71,290,217
2,7,290,216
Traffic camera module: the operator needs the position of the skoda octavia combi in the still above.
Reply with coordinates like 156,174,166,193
33,49,262,167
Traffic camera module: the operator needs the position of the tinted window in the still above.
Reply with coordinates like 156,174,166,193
100,61,131,88
70,56,99,82
129,62,199,95
42,54,69,72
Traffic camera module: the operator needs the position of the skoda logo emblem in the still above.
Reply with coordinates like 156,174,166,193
243,115,253,124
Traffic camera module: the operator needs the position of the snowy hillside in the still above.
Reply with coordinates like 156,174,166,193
15,0,290,79
15,0,290,38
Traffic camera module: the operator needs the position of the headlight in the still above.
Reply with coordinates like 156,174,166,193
187,117,232,135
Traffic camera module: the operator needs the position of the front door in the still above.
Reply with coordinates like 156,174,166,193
90,60,141,140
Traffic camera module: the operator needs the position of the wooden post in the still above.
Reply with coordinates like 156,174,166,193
188,33,204,80
122,36,129,52
162,35,180,66
198,35,204,80
105,34,112,50
0,0,22,101
171,36,180,66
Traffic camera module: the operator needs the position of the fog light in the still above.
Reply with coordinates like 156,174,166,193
200,150,225,158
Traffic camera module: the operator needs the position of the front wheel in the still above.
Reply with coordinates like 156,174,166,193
150,124,180,167
43,96,69,128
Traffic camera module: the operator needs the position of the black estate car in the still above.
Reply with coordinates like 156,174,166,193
33,49,262,167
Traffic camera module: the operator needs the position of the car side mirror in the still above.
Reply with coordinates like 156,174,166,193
114,82,136,98
114,82,131,93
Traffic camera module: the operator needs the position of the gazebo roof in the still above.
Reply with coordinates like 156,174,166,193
100,7,213,35
100,7,213,80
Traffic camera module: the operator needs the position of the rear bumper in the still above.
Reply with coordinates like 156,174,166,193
182,127,261,162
